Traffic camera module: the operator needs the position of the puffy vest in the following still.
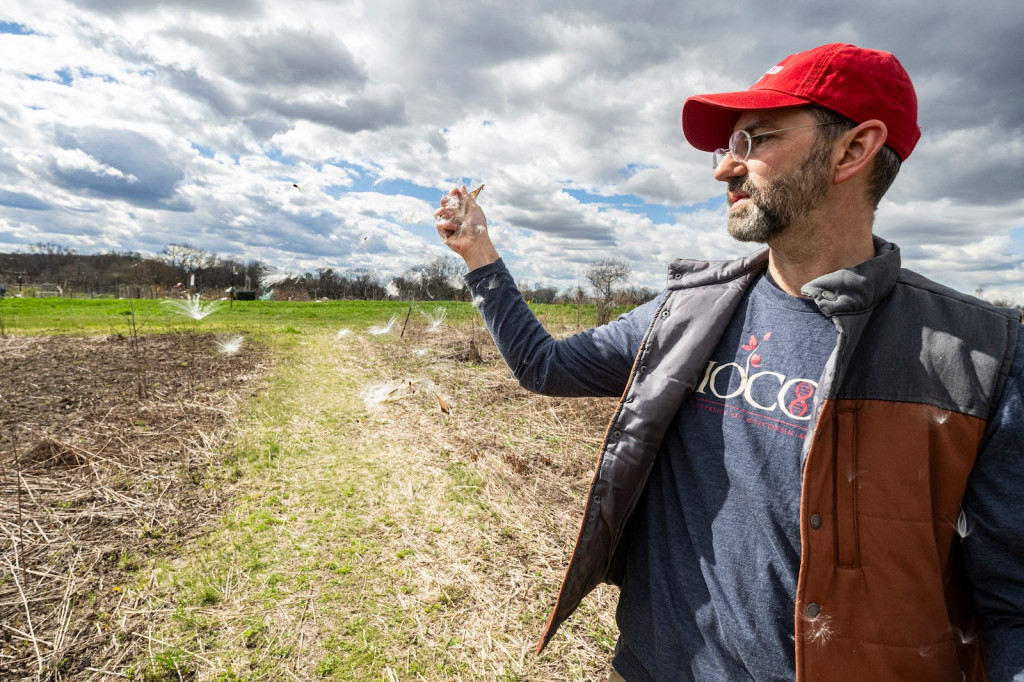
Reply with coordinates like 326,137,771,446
538,240,1020,681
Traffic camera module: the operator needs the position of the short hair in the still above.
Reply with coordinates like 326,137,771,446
809,107,902,208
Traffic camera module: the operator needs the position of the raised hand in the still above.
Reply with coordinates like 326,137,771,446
434,185,499,271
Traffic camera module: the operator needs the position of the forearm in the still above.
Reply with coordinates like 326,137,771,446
462,241,500,272
465,259,654,398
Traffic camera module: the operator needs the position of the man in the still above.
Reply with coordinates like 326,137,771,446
435,43,1024,681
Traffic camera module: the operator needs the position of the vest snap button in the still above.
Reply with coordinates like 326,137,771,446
810,514,822,530
806,602,820,619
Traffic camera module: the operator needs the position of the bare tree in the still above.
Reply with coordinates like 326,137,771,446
585,258,631,325
28,242,76,279
404,256,467,300
161,243,221,291
522,284,559,304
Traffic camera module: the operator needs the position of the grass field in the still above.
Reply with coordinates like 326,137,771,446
0,295,607,337
0,296,622,680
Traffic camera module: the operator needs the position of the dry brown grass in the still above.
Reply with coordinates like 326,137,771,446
1,320,622,681
0,333,268,680
346,325,622,680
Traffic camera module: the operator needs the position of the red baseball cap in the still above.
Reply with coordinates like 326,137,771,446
682,43,920,161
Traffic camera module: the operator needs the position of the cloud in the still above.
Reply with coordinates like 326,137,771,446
253,86,408,132
66,0,261,17
0,189,54,211
160,66,247,119
0,0,1021,303
49,127,189,209
891,125,1024,206
173,27,368,88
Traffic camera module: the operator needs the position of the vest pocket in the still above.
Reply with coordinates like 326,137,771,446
835,407,860,567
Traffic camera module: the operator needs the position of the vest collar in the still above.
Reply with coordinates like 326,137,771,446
666,236,901,317
801,236,901,316
666,247,769,289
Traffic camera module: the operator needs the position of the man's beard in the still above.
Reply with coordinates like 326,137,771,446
727,139,833,243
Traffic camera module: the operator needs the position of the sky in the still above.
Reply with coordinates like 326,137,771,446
1,0,1023,301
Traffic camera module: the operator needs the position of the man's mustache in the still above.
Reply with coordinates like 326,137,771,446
728,178,754,194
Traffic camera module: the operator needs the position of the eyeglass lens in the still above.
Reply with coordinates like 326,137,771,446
712,130,751,169
730,130,751,162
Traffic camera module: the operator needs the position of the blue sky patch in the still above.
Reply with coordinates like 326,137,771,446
0,21,33,35
564,188,725,225
350,177,441,203
1009,227,1024,255
191,142,216,159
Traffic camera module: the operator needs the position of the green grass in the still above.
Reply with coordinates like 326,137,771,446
0,296,609,336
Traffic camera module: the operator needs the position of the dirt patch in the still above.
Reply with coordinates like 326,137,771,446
0,333,269,679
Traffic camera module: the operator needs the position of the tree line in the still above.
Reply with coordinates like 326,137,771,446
0,243,656,309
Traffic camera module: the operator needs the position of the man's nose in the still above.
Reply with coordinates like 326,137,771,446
713,154,747,183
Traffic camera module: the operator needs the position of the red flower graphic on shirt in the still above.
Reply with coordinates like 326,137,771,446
742,332,772,369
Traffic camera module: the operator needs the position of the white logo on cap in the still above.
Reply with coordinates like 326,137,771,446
765,65,785,76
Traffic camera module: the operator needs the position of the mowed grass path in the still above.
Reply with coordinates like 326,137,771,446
129,320,620,681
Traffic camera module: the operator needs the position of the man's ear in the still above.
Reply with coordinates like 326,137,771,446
833,120,888,185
